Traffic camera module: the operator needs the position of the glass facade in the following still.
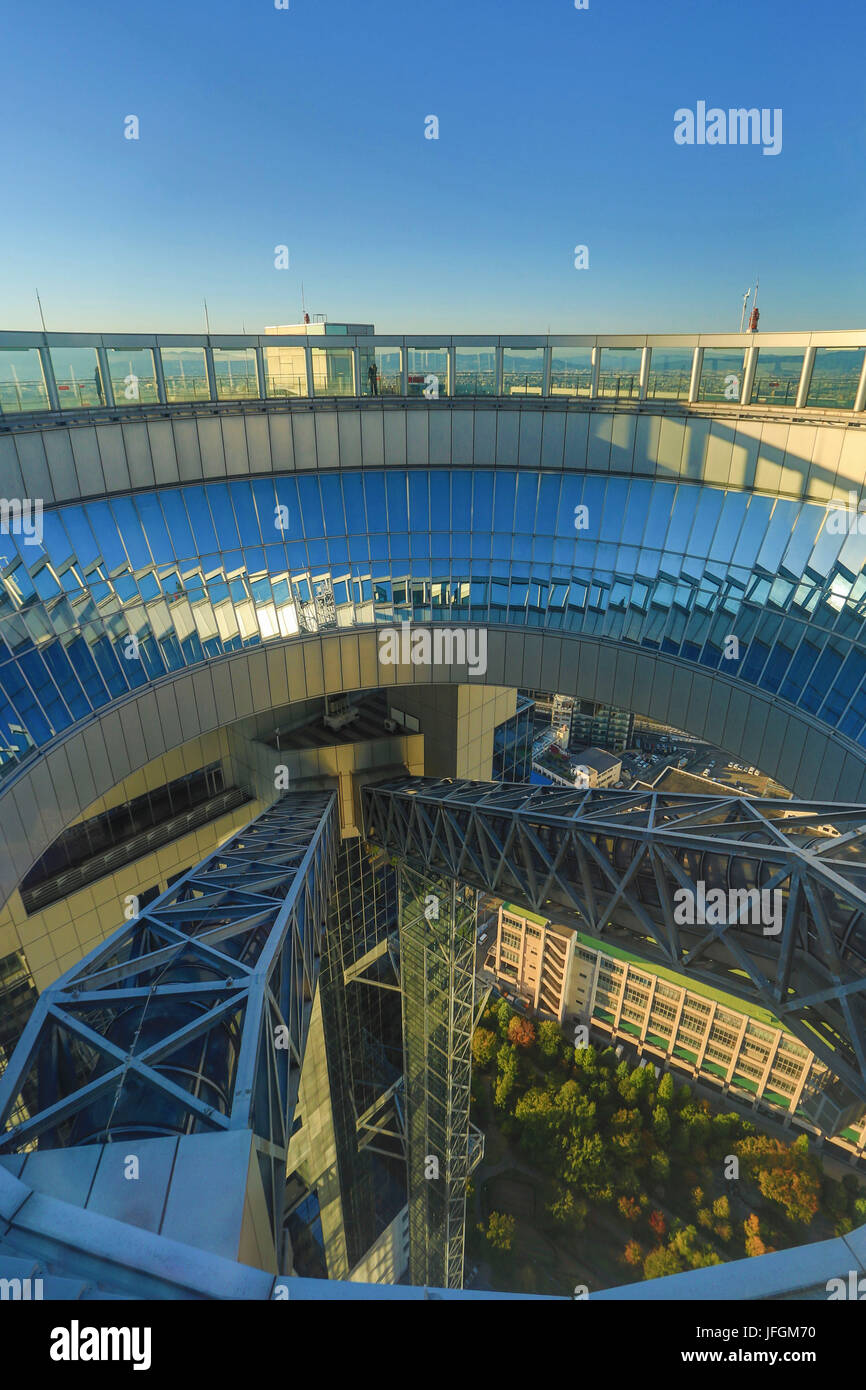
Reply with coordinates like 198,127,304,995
3,336,863,414
160,346,210,402
808,348,864,409
492,695,535,781
751,349,805,407
646,347,693,402
105,347,159,405
359,345,402,397
312,346,354,397
599,347,641,399
453,345,496,395
213,346,259,399
5,471,866,783
502,347,544,396
550,347,593,397
407,347,449,398
698,348,749,403
0,347,49,413
319,840,404,1269
48,346,105,408
21,761,226,888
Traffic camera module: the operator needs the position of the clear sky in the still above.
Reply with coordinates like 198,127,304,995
2,0,863,335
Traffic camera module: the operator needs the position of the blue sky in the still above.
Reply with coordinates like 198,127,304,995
2,0,863,334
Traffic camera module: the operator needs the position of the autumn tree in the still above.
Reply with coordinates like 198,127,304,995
648,1208,667,1239
471,1027,498,1068
623,1239,644,1267
743,1213,767,1258
507,1015,536,1050
618,1195,641,1223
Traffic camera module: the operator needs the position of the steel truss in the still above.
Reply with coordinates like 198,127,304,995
0,792,337,1244
398,863,478,1289
364,778,866,1112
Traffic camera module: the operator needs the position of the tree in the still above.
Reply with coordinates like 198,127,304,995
471,1027,498,1069
495,998,513,1037
547,1186,588,1231
537,1020,562,1060
743,1212,768,1258
514,1087,557,1162
643,1246,684,1280
648,1208,666,1240
486,1212,516,1253
651,1105,670,1142
736,1134,820,1226
494,1044,519,1109
649,1152,670,1185
623,1239,644,1267
507,1015,536,1050
562,1132,606,1195
618,1194,641,1223
657,1072,676,1104
712,1195,730,1220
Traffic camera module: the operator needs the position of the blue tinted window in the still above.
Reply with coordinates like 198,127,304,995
185,487,219,555
364,474,387,531
408,471,430,533
385,472,409,533
160,492,196,558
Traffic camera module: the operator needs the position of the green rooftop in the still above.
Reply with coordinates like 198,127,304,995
502,902,550,930
572,925,783,1030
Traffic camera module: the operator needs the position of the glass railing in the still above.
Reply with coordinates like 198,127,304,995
0,334,863,416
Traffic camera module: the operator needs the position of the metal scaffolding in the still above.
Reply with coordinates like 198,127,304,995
0,791,337,1251
398,863,478,1290
364,777,866,1115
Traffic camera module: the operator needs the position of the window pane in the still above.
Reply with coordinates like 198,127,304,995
550,347,592,397
263,343,308,397
807,348,865,409
750,348,804,406
311,346,354,397
599,348,641,399
0,348,49,414
646,347,693,402
359,345,401,396
49,346,105,408
160,347,210,402
407,347,449,397
454,346,497,396
105,347,158,405
503,347,543,396
698,348,748,403
213,347,259,400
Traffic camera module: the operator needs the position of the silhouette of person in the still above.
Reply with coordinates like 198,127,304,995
368,361,379,396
